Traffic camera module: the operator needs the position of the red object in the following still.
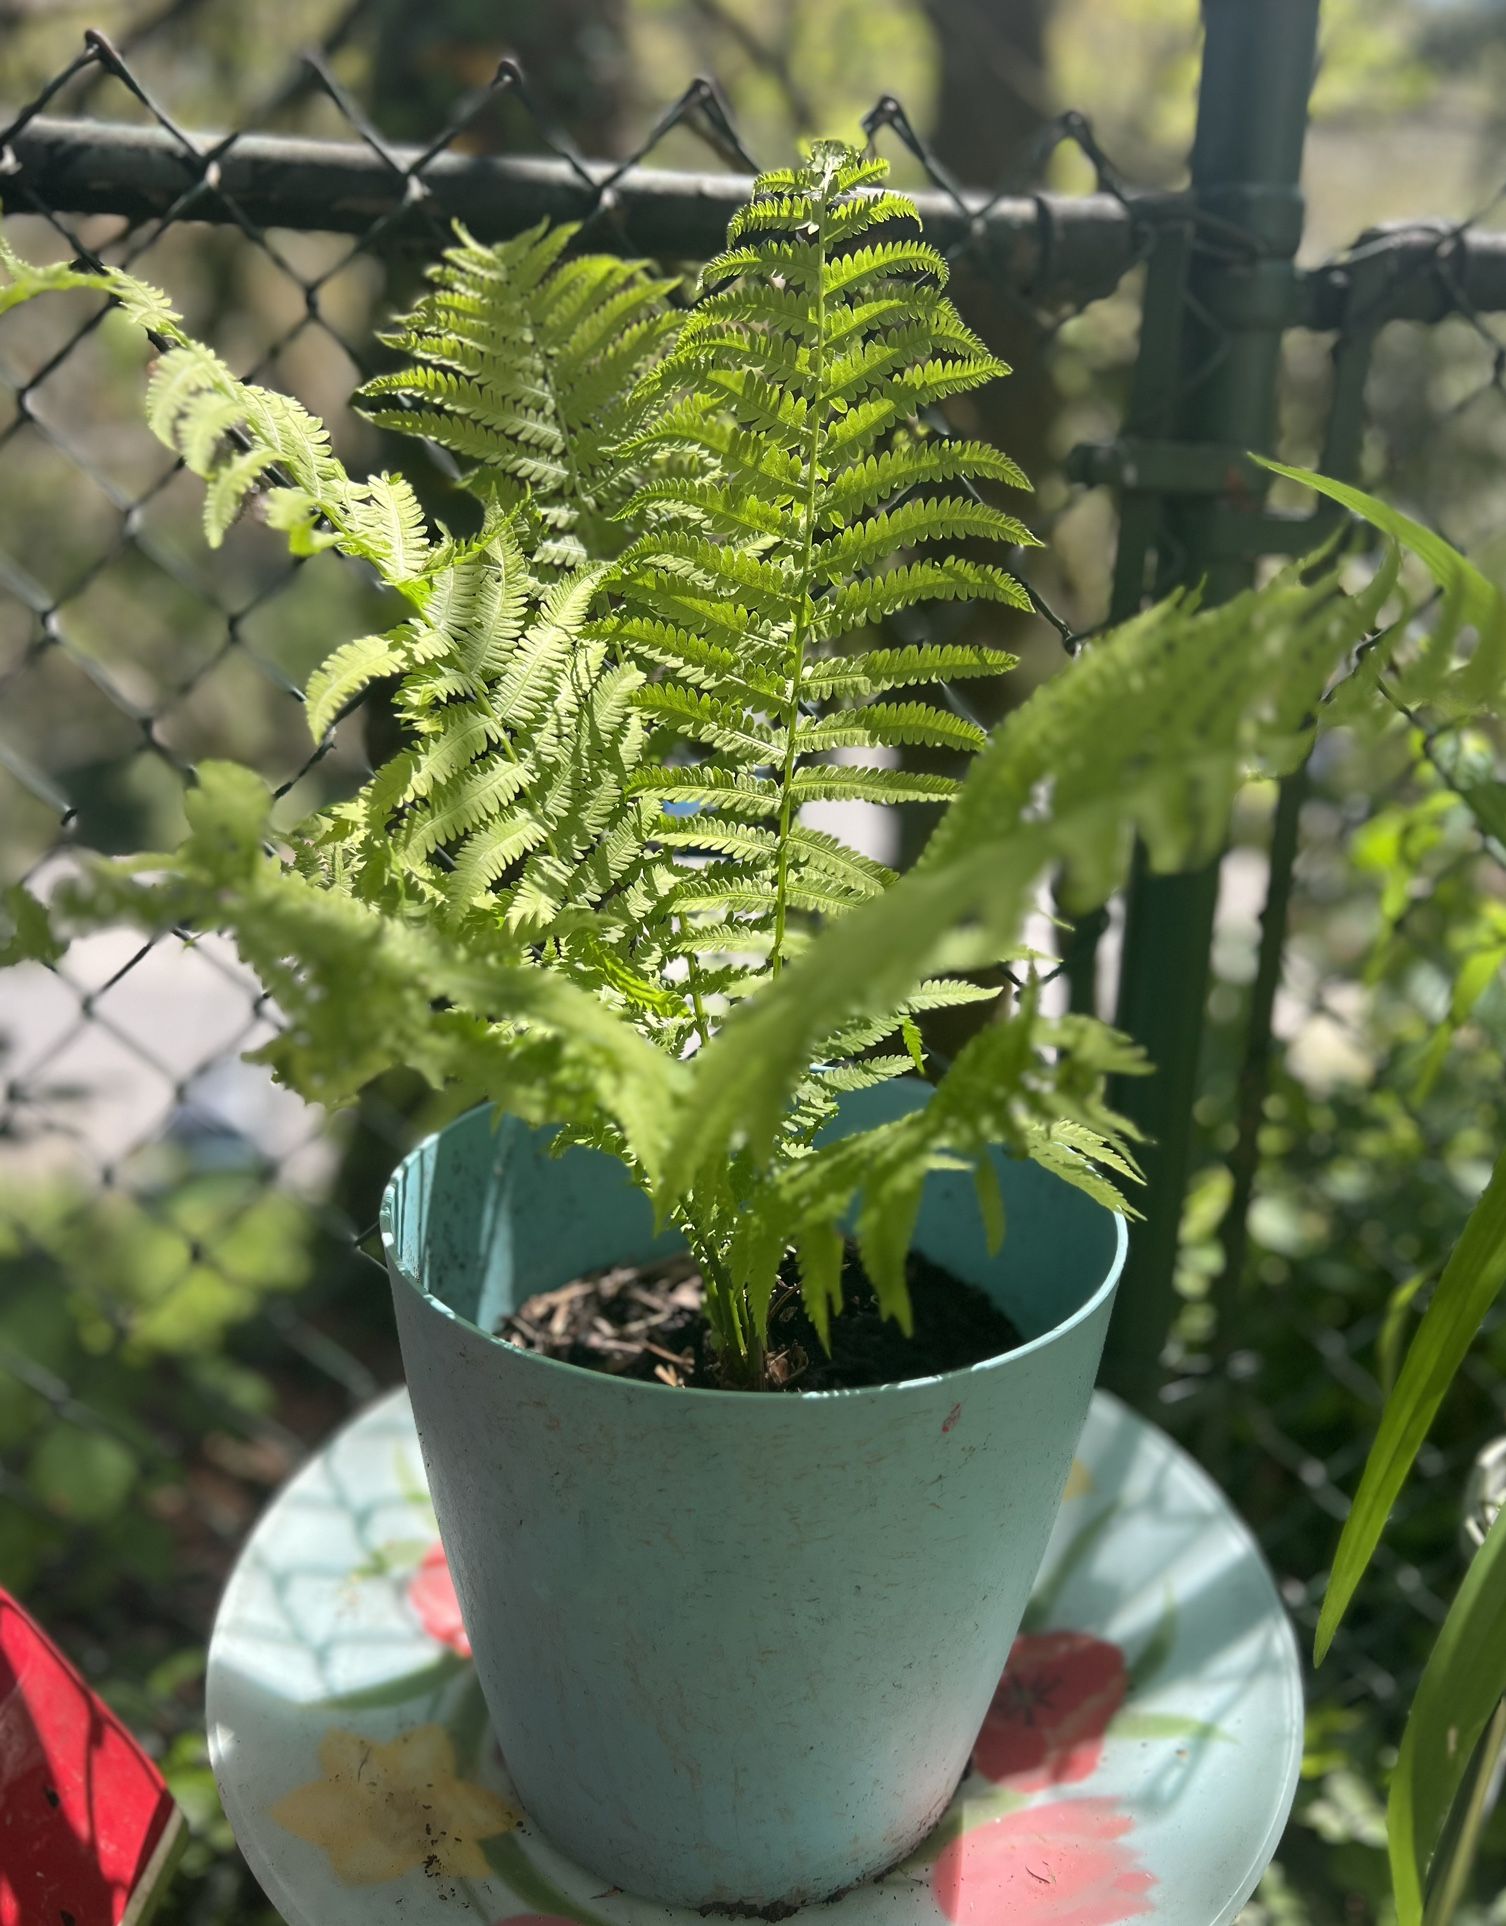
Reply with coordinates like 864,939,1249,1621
973,1631,1128,1790
0,1589,183,1926
408,1543,472,1658
933,1799,1155,1926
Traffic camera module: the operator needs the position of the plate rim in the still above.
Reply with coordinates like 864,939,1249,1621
1083,1390,1306,1926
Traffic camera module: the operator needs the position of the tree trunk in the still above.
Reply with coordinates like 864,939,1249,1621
369,0,631,155
903,0,1059,864
902,0,1061,1055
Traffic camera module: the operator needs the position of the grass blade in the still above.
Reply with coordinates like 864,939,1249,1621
1389,1511,1506,1925
1317,1145,1506,1662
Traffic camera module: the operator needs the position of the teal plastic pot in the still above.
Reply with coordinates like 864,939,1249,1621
382,1086,1127,1911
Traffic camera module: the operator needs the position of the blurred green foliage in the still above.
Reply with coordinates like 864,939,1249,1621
0,1156,323,1924
1167,718,1506,1922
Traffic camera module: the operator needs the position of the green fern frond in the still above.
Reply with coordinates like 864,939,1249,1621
0,230,179,330
448,813,551,908
823,238,949,299
814,1054,916,1093
819,438,1031,516
598,614,784,703
402,705,506,802
631,685,782,762
399,760,535,861
621,404,806,498
666,547,1406,1212
357,220,683,557
599,141,1031,1019
616,478,790,541
787,824,894,895
1022,1123,1144,1215
802,644,1019,698
796,702,987,753
785,766,962,805
145,343,404,566
653,820,780,862
660,872,781,917
812,560,1031,643
620,529,799,608
743,995,1145,1330
686,281,818,343
629,766,783,815
304,634,409,740
816,499,1039,577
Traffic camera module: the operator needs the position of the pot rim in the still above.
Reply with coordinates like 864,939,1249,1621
380,1105,1129,1406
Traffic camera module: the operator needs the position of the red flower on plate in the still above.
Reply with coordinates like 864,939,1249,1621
933,1799,1154,1926
408,1542,471,1658
974,1632,1127,1790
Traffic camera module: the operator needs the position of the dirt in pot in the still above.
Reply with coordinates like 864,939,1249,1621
494,1244,1024,1391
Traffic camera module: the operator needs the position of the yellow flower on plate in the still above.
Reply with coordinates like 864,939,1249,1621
269,1722,520,1884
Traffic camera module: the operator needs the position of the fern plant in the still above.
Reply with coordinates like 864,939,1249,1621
356,220,683,569
2,154,1472,1390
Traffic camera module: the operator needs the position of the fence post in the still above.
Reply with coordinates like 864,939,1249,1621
1098,0,1322,1405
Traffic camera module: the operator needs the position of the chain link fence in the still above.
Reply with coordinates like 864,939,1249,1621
2,12,1505,1921
1166,192,1506,1908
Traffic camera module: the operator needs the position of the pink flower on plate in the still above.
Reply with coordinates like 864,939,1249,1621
974,1632,1127,1789
408,1542,471,1657
933,1799,1154,1926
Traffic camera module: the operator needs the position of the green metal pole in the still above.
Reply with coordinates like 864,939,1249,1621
1100,0,1321,1405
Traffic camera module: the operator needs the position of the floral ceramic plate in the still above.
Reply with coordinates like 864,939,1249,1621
206,1387,1301,1926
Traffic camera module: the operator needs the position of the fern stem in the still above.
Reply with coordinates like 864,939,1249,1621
671,1202,753,1375
682,938,714,1053
489,703,570,900
769,188,830,979
536,343,602,560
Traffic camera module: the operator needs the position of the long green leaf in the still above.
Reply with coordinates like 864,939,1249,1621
1388,1510,1506,1925
1316,1145,1506,1662
1257,458,1499,629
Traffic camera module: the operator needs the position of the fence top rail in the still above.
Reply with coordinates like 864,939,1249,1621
5,115,1506,331
0,111,1153,305
1299,218,1506,330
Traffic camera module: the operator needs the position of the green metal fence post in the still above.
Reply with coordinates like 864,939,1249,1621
1099,0,1322,1405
